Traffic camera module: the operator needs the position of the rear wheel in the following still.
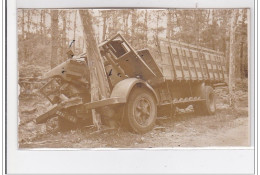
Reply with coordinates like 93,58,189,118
194,86,216,115
126,88,157,133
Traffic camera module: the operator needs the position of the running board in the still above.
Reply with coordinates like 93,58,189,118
160,97,205,106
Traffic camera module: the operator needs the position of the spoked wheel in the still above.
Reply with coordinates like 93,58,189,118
126,88,157,133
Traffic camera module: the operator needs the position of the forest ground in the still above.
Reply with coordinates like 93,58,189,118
18,74,249,148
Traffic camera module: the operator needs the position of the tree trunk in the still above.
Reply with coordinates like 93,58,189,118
166,10,172,39
112,10,118,36
131,9,136,45
102,11,107,41
241,9,248,79
34,10,39,34
42,9,46,45
144,10,148,46
50,10,59,69
79,10,111,129
22,9,25,40
123,11,130,38
40,10,43,43
194,9,199,46
73,10,77,51
25,10,31,61
27,10,31,34
21,9,25,61
239,39,244,79
156,11,160,38
62,11,67,62
207,9,210,24
228,9,239,107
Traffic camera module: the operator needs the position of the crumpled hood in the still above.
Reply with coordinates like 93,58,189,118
43,60,69,79
43,58,89,85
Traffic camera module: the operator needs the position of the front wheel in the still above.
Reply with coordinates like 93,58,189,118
126,88,157,134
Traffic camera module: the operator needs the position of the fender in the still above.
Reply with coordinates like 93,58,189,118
110,78,159,104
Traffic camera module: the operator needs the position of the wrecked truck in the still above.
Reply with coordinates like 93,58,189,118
36,33,228,133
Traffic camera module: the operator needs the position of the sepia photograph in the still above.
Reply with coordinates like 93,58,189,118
17,8,250,148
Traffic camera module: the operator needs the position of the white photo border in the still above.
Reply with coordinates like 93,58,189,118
4,0,256,174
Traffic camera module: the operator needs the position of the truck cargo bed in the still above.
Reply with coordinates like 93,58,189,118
150,38,228,83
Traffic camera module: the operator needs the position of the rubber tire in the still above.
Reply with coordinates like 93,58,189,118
126,88,157,134
195,86,216,115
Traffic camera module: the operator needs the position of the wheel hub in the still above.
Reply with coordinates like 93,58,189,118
134,97,151,126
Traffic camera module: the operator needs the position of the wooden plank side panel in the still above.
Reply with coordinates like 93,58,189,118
191,51,203,80
216,56,224,80
171,47,183,79
190,68,197,79
175,47,185,79
155,39,227,82
174,66,183,79
148,46,162,63
161,53,172,65
173,58,181,66
220,56,228,79
211,55,220,81
159,40,176,80
205,53,215,80
185,49,198,80
214,71,220,80
168,46,178,80
183,68,191,79
161,64,174,80
183,49,193,80
160,40,170,53
179,48,192,80
199,53,209,79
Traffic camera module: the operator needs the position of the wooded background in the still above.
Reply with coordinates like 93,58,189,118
17,9,248,79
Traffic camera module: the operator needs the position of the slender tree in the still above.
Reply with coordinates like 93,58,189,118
229,9,239,107
61,11,67,62
144,10,148,46
123,10,130,38
101,11,108,41
21,9,25,40
73,10,77,51
39,9,47,45
50,10,59,68
26,10,31,34
40,10,43,43
131,9,136,45
166,10,172,39
21,9,26,61
240,9,248,79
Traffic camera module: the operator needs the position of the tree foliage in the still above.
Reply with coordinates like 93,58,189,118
17,9,248,79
